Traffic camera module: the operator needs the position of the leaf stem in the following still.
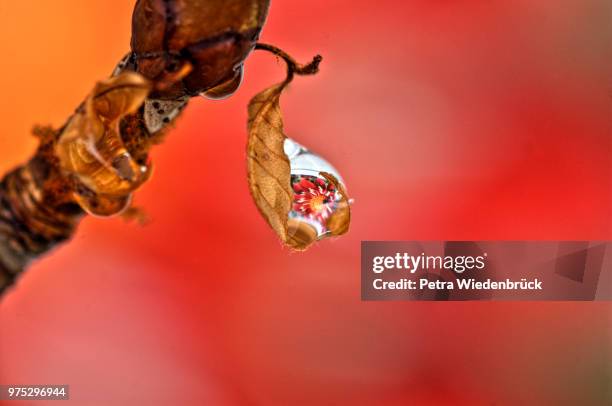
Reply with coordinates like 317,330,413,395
254,43,322,83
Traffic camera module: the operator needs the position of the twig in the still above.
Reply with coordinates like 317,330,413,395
254,43,322,83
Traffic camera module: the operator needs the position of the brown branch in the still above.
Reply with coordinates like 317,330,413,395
0,2,317,299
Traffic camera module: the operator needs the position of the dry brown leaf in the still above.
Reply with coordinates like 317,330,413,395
286,218,319,249
246,82,293,243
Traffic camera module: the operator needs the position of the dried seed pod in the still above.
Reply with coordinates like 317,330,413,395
131,0,270,99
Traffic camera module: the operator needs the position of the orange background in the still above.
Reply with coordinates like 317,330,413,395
1,1,611,405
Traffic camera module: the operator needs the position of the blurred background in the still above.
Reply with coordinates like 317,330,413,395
0,0,610,404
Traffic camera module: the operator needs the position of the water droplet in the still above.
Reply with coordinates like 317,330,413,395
112,153,136,182
201,65,244,100
283,138,350,249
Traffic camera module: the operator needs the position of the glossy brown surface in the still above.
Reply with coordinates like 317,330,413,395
131,0,270,99
56,73,152,216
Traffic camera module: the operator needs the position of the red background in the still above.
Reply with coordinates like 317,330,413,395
1,1,610,404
